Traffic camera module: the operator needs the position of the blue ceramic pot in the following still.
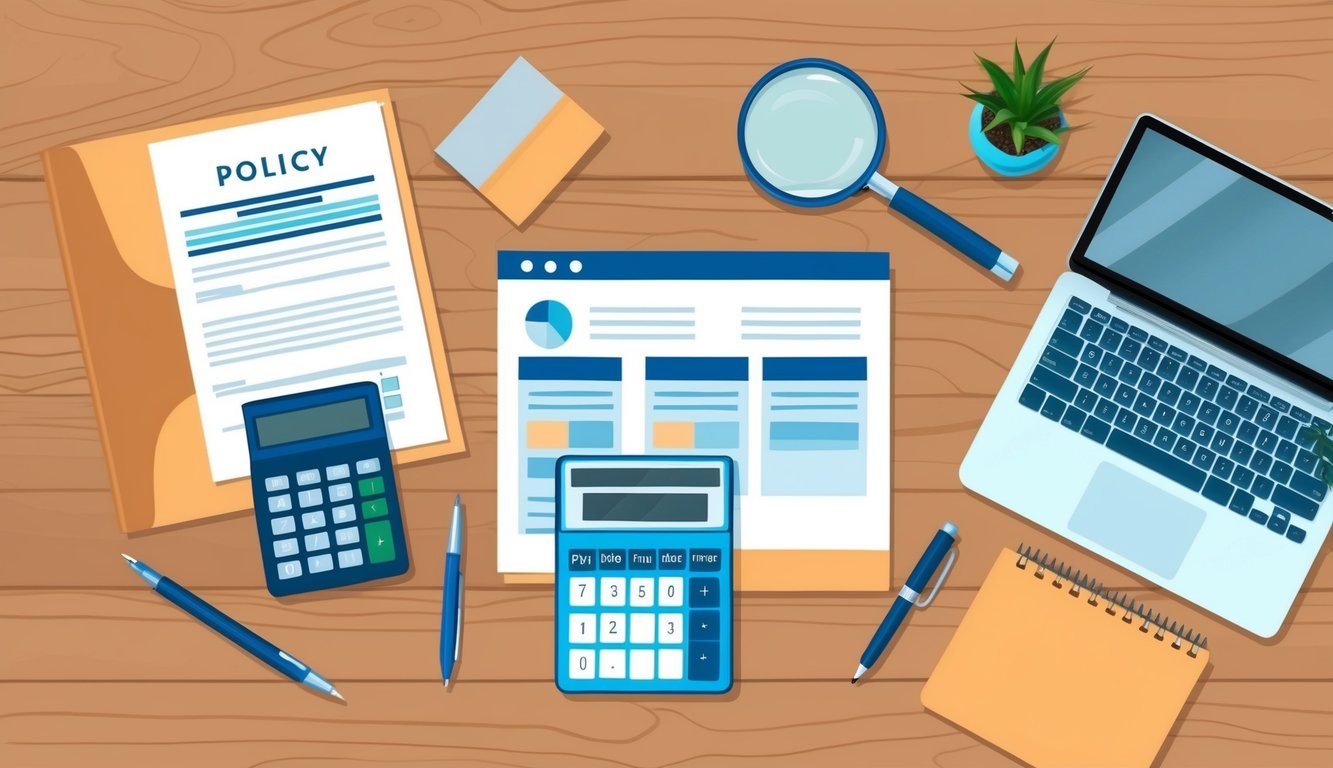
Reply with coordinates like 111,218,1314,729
968,103,1066,177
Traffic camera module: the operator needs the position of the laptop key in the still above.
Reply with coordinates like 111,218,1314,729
1232,466,1256,491
1248,508,1269,525
1106,429,1207,492
1115,410,1137,432
1040,347,1078,377
1139,373,1162,397
1114,383,1137,407
1153,403,1175,428
1138,347,1162,371
1068,296,1091,314
1296,426,1317,448
1250,451,1272,474
1276,415,1298,440
1147,335,1168,352
1177,392,1201,417
1201,476,1233,506
1172,438,1197,462
1110,317,1129,333
1094,399,1118,423
1050,329,1083,357
1211,433,1234,455
1226,374,1247,391
1213,456,1236,480
1074,364,1098,388
1079,319,1104,343
1099,329,1124,353
1091,308,1111,324
1133,393,1156,417
1231,442,1253,465
1247,384,1271,403
1271,397,1290,413
1019,384,1046,411
1272,485,1318,520
1128,326,1148,342
1237,396,1259,419
1237,421,1258,444
1081,416,1112,444
1186,355,1207,372
1276,440,1297,463
1040,397,1065,422
1060,408,1086,432
1216,386,1239,410
1252,475,1275,501
1074,389,1098,412
1119,338,1142,361
1031,366,1077,401
1287,525,1307,544
1177,367,1200,392
1257,431,1280,454
1172,413,1195,437
1216,411,1240,435
1196,377,1219,401
1133,419,1157,442
1058,309,1083,333
1193,447,1217,472
1290,406,1313,423
1153,430,1176,451
1098,355,1123,377
1079,345,1104,367
1166,345,1188,362
1159,382,1181,407
1205,364,1226,381
1229,489,1255,515
1118,361,1143,386
1096,374,1120,398
1158,357,1181,382
1191,423,1214,446
1270,462,1293,485
1267,508,1290,535
1256,406,1279,430
1197,402,1220,426
1289,471,1327,502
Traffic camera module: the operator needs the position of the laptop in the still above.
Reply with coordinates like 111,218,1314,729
962,114,1333,638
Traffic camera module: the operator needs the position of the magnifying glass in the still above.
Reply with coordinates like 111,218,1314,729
738,58,1018,281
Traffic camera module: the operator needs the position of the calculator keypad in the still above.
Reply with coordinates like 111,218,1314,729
261,454,395,582
561,548,727,685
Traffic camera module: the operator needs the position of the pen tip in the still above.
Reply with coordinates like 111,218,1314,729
331,689,345,701
850,678,858,685
121,553,137,564
443,679,450,688
454,494,461,507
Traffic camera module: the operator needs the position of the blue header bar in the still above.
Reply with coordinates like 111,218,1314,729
520,357,622,381
763,357,867,381
499,251,889,280
646,357,749,381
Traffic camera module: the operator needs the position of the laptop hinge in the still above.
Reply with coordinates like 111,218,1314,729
1105,292,1333,412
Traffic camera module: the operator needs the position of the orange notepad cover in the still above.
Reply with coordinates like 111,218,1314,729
922,547,1209,768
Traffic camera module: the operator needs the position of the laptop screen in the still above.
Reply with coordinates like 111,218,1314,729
1075,118,1333,392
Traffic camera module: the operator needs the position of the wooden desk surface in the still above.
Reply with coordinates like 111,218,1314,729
3,1,1331,765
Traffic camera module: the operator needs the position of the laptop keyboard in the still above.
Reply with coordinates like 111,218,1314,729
1020,295,1327,545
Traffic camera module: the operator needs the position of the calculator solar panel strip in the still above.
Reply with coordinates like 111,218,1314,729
555,456,734,695
243,382,409,597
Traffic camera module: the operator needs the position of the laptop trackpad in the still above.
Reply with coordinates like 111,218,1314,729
1068,463,1205,580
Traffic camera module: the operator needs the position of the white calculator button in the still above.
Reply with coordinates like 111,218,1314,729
600,577,625,607
629,577,654,607
272,538,299,558
629,612,655,644
277,560,303,580
658,576,683,607
327,483,354,502
331,504,356,524
307,554,334,573
568,614,596,644
658,649,684,679
569,649,595,679
630,649,655,680
296,469,321,486
599,613,625,644
658,613,683,644
568,577,596,607
337,549,363,569
264,475,289,492
334,526,360,546
270,516,296,536
304,531,330,552
356,457,381,474
297,488,324,508
267,494,292,514
598,649,626,679
325,464,350,481
301,510,326,530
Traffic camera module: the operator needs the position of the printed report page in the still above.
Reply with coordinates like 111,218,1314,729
497,251,891,574
149,101,446,481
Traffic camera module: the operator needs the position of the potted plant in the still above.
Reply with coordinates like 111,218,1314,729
963,41,1088,177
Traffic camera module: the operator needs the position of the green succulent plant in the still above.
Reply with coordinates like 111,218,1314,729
1302,423,1333,488
963,40,1089,153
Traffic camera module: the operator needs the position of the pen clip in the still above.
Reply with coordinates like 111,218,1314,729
915,547,957,608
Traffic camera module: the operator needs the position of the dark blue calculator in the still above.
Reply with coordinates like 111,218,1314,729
242,382,409,597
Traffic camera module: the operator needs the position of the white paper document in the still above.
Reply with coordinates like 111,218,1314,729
497,251,891,574
149,101,446,481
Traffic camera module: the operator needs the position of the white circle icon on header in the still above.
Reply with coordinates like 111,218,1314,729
570,260,583,273
544,260,557,273
520,259,534,273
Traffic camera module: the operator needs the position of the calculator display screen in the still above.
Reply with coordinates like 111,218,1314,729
583,492,709,522
253,398,370,447
561,460,729,530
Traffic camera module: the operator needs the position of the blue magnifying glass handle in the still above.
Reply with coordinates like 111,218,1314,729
867,174,1019,281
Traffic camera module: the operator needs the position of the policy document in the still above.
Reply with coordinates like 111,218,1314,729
149,101,446,481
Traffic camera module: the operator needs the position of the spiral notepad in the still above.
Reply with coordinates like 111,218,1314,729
922,546,1210,768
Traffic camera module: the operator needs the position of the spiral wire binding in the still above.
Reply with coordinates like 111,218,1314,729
1015,543,1207,658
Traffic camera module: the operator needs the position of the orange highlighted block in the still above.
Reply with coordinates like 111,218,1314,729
526,421,569,449
479,96,604,224
652,421,695,449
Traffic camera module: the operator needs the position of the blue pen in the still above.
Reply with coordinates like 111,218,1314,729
851,521,959,683
440,494,464,687
121,554,343,700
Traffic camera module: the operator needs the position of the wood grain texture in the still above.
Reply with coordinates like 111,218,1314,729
2,0,1331,180
4,1,1332,765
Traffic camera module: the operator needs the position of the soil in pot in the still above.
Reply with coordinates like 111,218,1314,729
981,107,1062,156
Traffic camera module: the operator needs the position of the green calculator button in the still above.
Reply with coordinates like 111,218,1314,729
364,520,395,564
358,476,385,496
361,498,388,519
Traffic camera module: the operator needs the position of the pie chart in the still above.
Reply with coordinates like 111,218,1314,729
525,300,573,349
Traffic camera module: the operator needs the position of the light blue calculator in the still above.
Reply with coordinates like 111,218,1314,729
555,455,734,695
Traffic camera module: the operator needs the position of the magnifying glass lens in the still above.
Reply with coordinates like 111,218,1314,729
742,68,881,198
